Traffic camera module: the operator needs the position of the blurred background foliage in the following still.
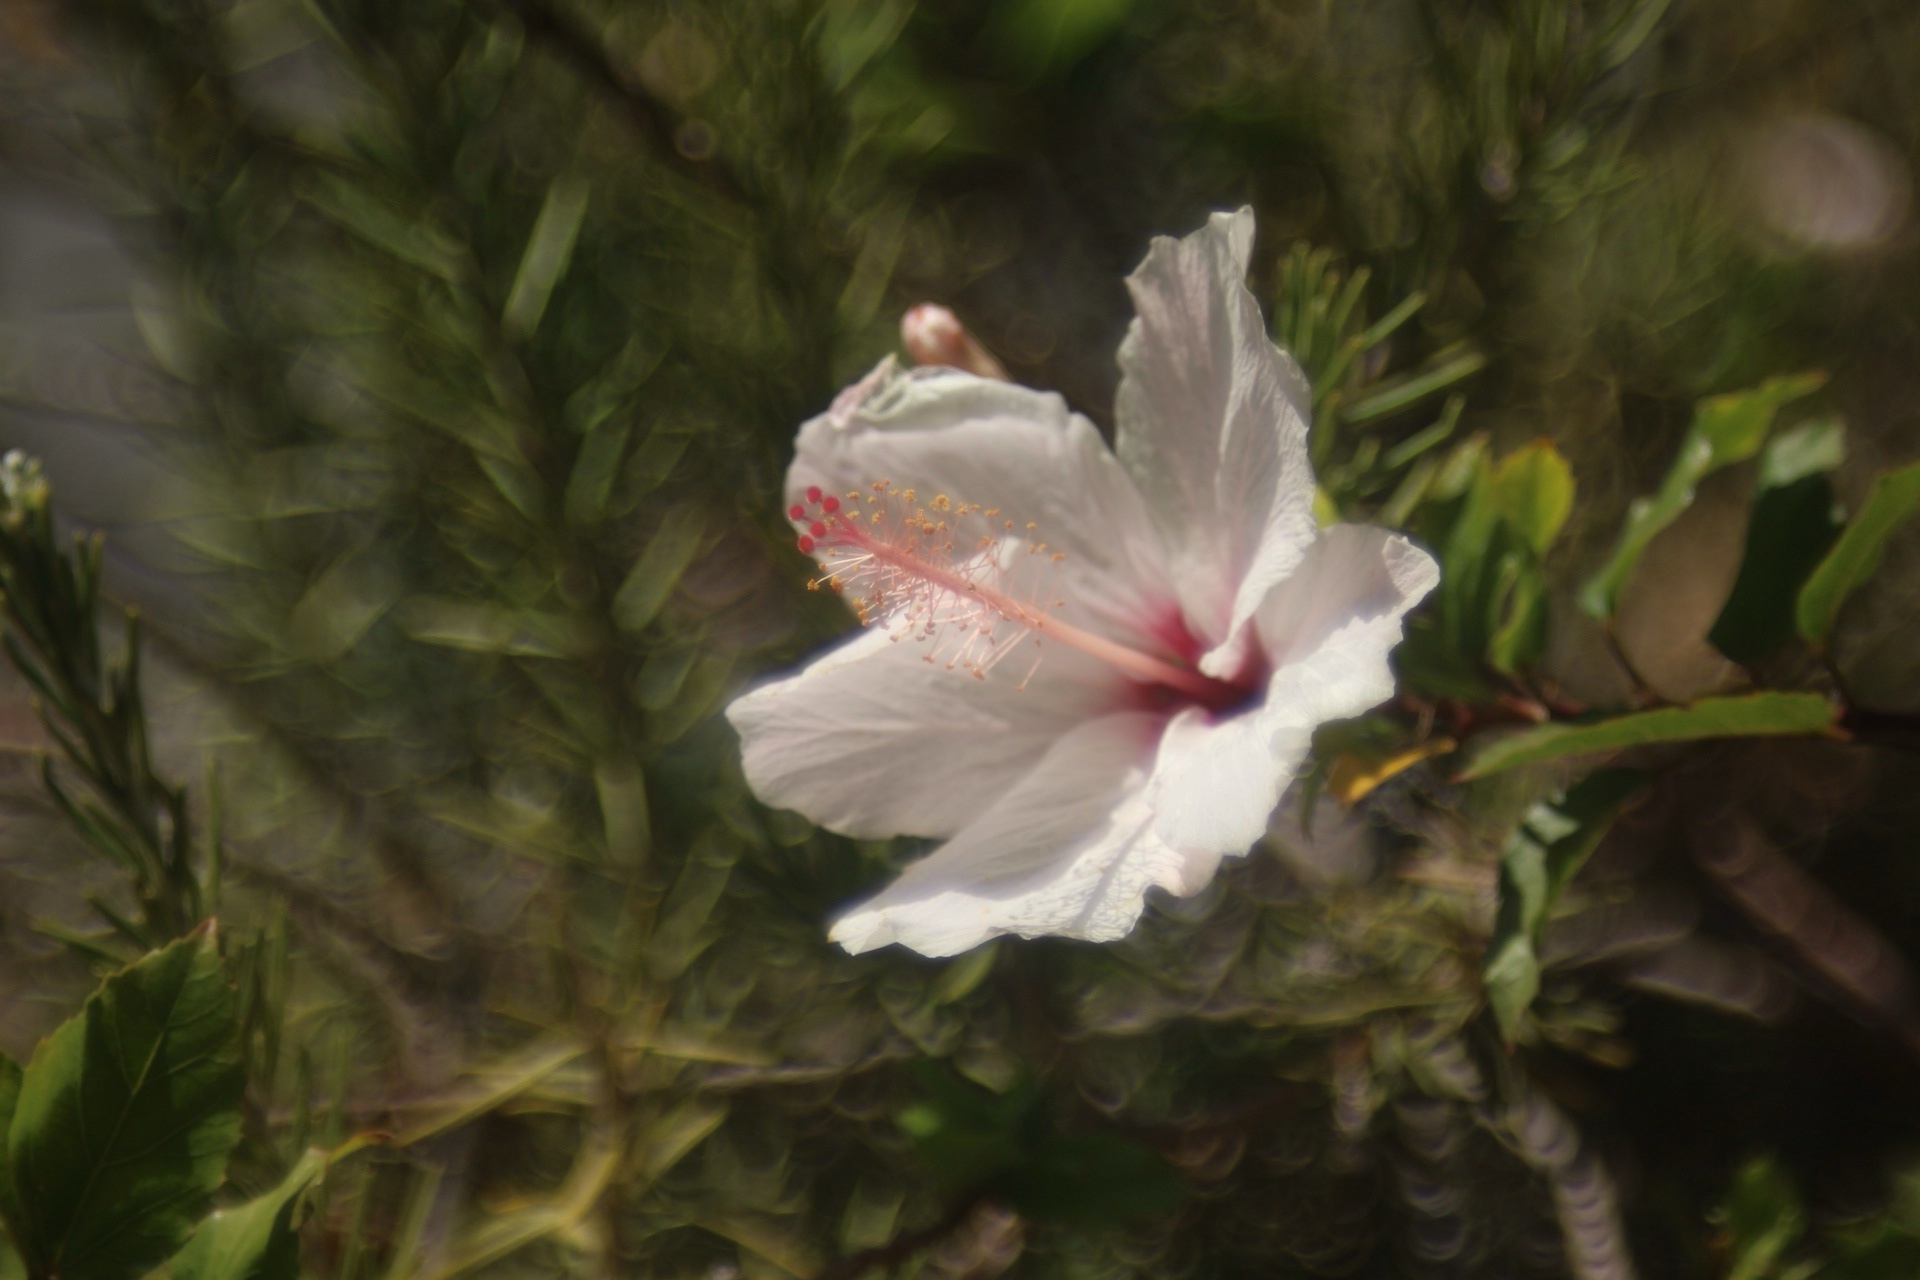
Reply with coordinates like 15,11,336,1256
3,0,1920,1276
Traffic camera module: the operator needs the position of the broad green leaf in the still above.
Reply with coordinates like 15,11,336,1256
170,1148,323,1280
1490,440,1575,555
7,928,242,1280
1458,692,1836,779
1483,771,1645,1040
1795,459,1920,647
1579,372,1826,619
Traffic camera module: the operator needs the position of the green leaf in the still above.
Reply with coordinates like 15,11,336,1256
1710,464,1845,665
612,505,708,634
1343,346,1487,424
899,1066,1182,1227
1483,770,1645,1040
986,0,1137,79
1795,459,1920,648
1490,440,1575,555
999,1128,1185,1227
6,928,243,1280
1579,372,1826,619
502,175,590,342
1457,692,1837,780
170,1150,323,1280
0,1054,22,1247
1716,1157,1807,1280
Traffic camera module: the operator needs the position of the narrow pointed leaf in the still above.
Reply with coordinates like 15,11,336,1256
1457,692,1836,780
1579,373,1825,619
6,927,242,1280
1795,459,1920,648
502,175,590,341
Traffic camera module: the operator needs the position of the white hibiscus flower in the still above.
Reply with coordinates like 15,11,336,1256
727,209,1439,957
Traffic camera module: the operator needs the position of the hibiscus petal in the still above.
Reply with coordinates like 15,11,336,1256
1114,208,1319,679
828,711,1216,957
726,626,1121,841
1147,524,1439,854
790,358,1177,647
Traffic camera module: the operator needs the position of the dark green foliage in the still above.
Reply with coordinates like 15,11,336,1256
4,0,1920,1277
4,930,241,1280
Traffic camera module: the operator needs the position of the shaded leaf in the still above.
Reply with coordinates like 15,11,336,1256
900,1066,1183,1226
7,928,242,1280
613,505,708,634
1580,373,1825,619
1483,770,1645,1040
0,1055,21,1248
412,1138,620,1280
1710,419,1847,663
1795,459,1920,648
986,0,1137,78
502,174,590,342
1458,693,1836,779
1710,476,1843,664
1715,1157,1808,1280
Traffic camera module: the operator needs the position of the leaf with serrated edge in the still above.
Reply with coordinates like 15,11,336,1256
1458,693,1835,780
7,927,242,1280
1795,459,1920,648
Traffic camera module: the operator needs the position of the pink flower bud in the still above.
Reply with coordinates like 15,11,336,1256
900,304,1010,381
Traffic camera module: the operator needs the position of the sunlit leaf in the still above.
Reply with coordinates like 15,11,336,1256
1490,439,1575,555
6,928,242,1280
1795,459,1920,648
1458,693,1836,779
1579,372,1826,619
171,1136,376,1280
